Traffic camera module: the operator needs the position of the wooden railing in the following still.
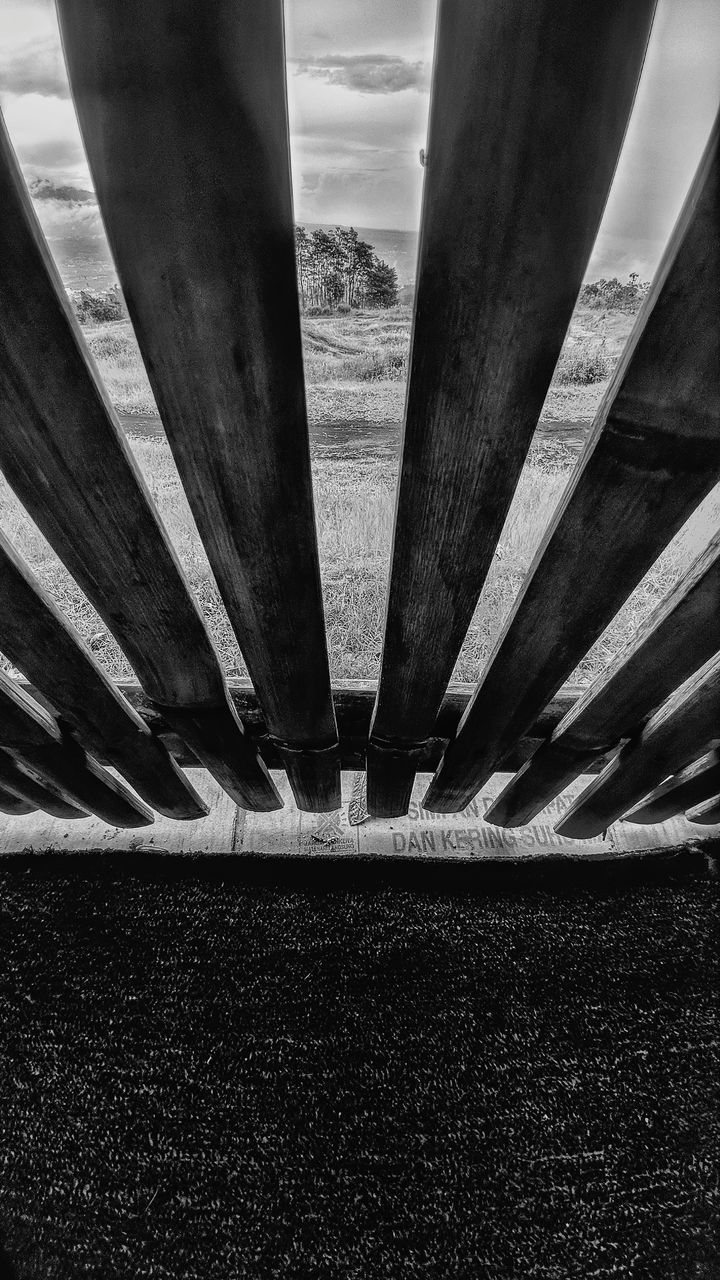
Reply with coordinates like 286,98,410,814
0,0,717,842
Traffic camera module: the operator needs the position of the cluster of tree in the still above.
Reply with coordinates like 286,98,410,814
579,272,650,313
70,284,126,325
295,225,398,311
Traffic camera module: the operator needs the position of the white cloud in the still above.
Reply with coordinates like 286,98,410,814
0,35,70,97
293,54,429,95
1,91,90,183
0,0,717,257
287,71,428,227
591,0,720,280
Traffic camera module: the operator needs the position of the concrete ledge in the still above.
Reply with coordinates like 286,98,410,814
1,772,718,873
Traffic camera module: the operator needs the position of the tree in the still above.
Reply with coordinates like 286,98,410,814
364,258,398,309
70,284,126,324
294,225,311,308
579,273,650,313
293,224,398,311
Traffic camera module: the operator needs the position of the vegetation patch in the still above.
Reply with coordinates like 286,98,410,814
579,272,650,312
69,284,127,325
78,300,636,418
553,339,612,385
3,433,717,691
295,224,398,309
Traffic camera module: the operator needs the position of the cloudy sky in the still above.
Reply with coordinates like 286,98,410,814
0,0,718,276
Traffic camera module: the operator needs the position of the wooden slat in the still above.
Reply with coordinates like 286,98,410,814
0,784,35,817
0,114,279,813
0,749,89,820
0,532,207,820
623,751,720,825
0,672,154,827
98,679,590,777
56,0,340,813
556,654,720,839
367,0,657,817
487,528,720,826
425,114,720,814
686,795,720,825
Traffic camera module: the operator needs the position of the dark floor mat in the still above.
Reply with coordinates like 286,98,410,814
0,861,718,1278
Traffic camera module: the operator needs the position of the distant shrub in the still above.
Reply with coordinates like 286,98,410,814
87,330,136,361
306,304,333,317
579,273,649,313
553,340,611,386
339,345,408,382
336,302,352,314
70,285,126,324
527,438,577,474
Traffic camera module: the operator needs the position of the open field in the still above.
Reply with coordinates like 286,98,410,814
85,303,636,423
3,298,715,690
2,427,718,689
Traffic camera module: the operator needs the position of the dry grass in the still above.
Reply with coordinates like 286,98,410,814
553,339,611,385
302,313,410,382
84,305,636,421
2,302,707,699
4,431,718,696
85,323,157,415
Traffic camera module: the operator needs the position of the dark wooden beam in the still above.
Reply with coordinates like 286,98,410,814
0,532,207,820
425,112,720,814
0,784,36,817
486,527,720,826
686,795,720,825
624,751,720,825
556,653,720,839
0,673,154,828
56,0,340,812
367,0,657,816
0,749,89,821
0,114,279,813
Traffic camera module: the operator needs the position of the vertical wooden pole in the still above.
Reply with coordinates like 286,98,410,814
425,116,720,814
367,0,657,816
56,0,340,811
0,115,280,812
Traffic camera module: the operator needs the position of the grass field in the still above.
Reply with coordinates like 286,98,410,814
85,303,634,421
2,428,718,689
2,300,717,689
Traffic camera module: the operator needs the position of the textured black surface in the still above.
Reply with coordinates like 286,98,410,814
0,862,718,1278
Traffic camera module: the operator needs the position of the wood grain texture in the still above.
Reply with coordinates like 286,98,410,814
56,0,339,812
0,532,207,819
487,527,720,826
367,0,657,817
425,113,720,815
485,742,616,830
0,115,279,812
624,750,720,825
0,749,88,820
0,673,154,827
556,653,720,839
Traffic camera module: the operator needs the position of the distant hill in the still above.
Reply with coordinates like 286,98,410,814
30,188,422,293
28,177,655,298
